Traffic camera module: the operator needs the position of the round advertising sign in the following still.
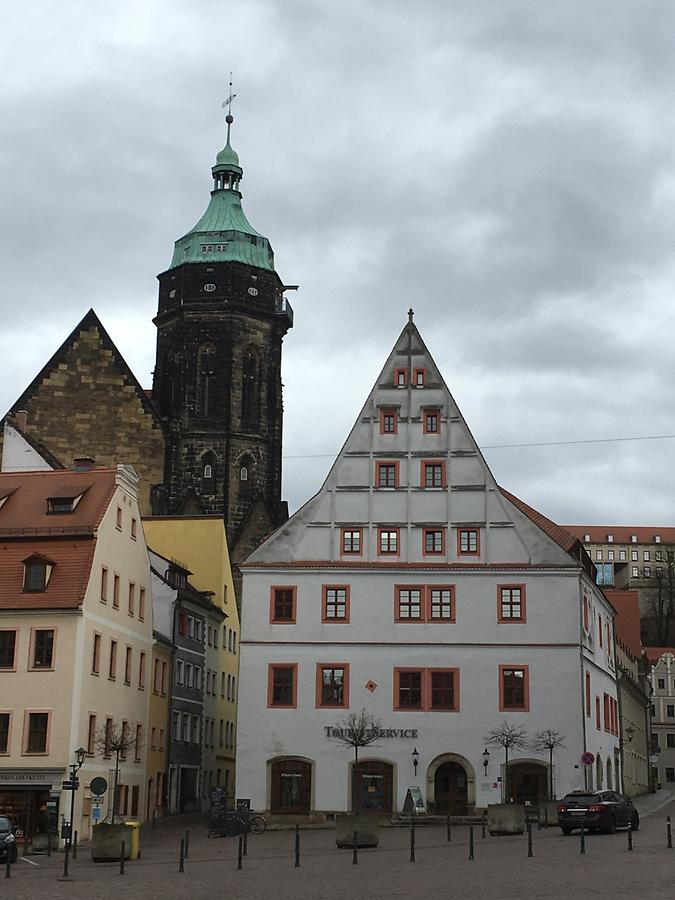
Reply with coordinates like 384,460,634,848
581,752,595,766
90,776,108,796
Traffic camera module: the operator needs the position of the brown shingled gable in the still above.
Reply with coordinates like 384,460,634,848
499,486,579,555
0,469,116,533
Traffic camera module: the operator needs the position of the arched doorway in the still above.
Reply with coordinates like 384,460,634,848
426,754,476,813
606,758,612,792
434,762,468,814
351,761,394,814
508,761,549,805
270,759,312,814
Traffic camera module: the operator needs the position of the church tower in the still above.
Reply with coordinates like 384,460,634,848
152,104,293,566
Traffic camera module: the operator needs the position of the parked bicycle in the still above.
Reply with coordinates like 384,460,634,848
208,807,267,837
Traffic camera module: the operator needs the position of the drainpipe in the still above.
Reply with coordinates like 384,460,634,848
579,574,589,791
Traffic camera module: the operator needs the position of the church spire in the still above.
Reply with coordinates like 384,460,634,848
212,76,243,193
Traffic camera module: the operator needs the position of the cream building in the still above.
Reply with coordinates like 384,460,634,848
0,464,153,844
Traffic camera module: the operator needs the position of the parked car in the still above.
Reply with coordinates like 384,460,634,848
558,790,639,835
0,817,17,863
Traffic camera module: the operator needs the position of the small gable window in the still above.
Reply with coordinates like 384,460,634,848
23,555,53,593
240,467,248,481
201,450,217,494
47,496,77,514
414,368,426,386
204,464,213,479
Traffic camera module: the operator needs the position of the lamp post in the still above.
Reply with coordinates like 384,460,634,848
62,747,87,877
412,748,419,778
482,748,490,776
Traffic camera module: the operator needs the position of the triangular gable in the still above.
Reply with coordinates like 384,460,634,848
247,314,576,568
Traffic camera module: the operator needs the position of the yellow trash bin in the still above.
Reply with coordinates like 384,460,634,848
123,821,141,860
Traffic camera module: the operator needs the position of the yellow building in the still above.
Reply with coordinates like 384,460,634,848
142,515,239,804
146,636,172,819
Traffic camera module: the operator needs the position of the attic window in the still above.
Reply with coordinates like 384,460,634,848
607,534,613,543
631,535,638,543
583,534,590,542
0,490,15,511
655,535,662,543
23,555,53,593
47,496,79,514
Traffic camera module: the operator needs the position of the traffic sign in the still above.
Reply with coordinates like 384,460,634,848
581,751,595,766
61,779,79,790
90,776,108,796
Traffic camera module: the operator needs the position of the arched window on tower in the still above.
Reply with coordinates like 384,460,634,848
197,342,217,418
238,454,254,495
201,450,217,495
241,347,260,429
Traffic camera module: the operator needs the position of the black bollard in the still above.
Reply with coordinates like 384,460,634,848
120,841,125,876
482,812,487,839
178,838,184,873
580,825,586,855
446,815,451,842
73,830,78,860
469,825,474,860
62,842,70,879
352,831,358,865
47,829,51,858
185,828,190,859
5,857,10,879
527,822,533,858
410,815,416,863
627,822,633,851
243,828,248,857
668,816,673,850
237,835,243,870
294,824,300,868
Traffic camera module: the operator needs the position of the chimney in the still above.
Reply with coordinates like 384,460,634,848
73,456,96,472
14,410,28,431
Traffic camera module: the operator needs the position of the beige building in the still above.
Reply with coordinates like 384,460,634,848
615,642,651,796
0,464,153,845
143,515,239,804
146,635,171,820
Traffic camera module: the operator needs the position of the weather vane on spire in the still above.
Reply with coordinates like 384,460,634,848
222,73,236,144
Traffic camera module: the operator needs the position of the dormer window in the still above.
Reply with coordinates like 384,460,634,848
23,555,54,593
47,497,76,514
583,533,590,542
655,535,662,544
631,534,638,543
0,489,16,511
607,534,613,543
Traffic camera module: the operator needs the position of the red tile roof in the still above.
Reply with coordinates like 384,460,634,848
499,487,579,555
644,647,675,665
604,590,642,657
0,469,117,609
565,526,675,545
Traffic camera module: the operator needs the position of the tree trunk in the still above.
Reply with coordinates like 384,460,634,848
112,753,120,824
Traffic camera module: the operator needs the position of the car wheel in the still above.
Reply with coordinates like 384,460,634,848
631,813,639,832
561,827,572,835
607,815,617,834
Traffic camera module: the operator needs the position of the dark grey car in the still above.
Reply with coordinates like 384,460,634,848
558,790,639,834
0,816,17,862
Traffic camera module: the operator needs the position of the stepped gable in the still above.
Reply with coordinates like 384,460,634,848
0,468,117,609
1,309,165,515
246,314,582,570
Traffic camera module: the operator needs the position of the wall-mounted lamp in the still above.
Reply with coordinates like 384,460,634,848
624,725,635,745
412,747,419,777
483,748,490,775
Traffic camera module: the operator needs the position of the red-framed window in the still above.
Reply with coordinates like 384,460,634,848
322,585,350,623
423,409,440,434
267,664,298,708
499,665,529,711
583,593,589,632
423,528,446,556
394,667,459,711
379,408,398,435
376,461,399,488
378,527,400,556
603,694,611,733
598,614,603,648
315,663,349,708
585,672,591,717
497,585,526,623
457,528,480,555
595,696,601,730
421,460,446,488
340,528,363,555
269,586,297,624
394,585,455,623
414,368,426,387
394,368,407,387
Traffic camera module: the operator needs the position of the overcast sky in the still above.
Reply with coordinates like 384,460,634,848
3,0,675,525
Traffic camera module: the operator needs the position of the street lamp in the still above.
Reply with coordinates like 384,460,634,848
624,725,635,745
412,747,419,778
62,746,87,878
483,748,490,775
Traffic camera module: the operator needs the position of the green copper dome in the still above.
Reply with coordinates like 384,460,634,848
168,136,273,271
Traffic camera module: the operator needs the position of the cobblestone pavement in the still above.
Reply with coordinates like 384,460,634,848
4,797,675,900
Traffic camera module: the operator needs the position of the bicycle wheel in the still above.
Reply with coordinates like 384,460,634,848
249,814,267,834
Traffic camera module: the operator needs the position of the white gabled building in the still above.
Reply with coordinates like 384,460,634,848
237,314,620,818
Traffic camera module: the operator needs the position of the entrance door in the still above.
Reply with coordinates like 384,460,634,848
270,760,311,814
508,764,548,805
434,762,468,815
352,762,393,814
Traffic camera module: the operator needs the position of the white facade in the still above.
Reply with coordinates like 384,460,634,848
237,316,620,816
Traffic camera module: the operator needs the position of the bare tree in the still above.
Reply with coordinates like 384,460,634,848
646,552,675,645
485,721,529,803
93,722,142,822
531,729,566,799
330,709,382,764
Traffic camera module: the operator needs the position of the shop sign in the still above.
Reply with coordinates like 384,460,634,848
324,727,418,739
0,769,64,785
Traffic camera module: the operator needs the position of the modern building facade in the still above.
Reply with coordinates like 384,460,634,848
237,316,620,818
0,465,153,843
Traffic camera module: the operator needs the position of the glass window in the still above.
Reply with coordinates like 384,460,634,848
32,630,54,668
658,678,666,690
379,530,398,554
272,588,295,622
596,563,614,586
424,529,444,554
319,666,345,706
377,464,397,487
25,561,46,592
500,587,524,621
26,712,49,753
381,410,396,433
424,411,439,433
502,668,527,710
0,631,16,669
424,463,443,487
429,588,453,620
667,734,675,748
324,587,348,620
398,671,423,708
667,768,675,783
342,529,361,553
644,551,651,561
668,705,675,718
607,550,614,560
631,567,639,577
271,666,295,706
619,550,626,560
631,550,638,561
0,713,10,753
398,589,422,620
459,529,479,554
430,671,455,710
